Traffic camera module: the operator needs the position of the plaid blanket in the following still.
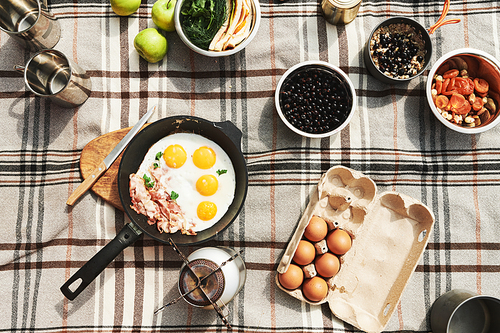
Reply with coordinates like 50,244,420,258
1,0,499,332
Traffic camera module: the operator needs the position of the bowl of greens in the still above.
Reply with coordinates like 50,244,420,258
174,0,261,56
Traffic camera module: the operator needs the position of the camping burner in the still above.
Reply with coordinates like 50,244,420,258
154,238,245,329
178,258,225,307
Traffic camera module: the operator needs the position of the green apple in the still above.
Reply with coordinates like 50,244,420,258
134,28,168,63
110,0,141,16
152,0,177,32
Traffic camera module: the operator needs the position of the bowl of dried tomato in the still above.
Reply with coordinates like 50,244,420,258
426,48,500,134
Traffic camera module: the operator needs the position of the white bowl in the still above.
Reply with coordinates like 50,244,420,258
275,61,357,139
174,0,261,57
426,48,500,134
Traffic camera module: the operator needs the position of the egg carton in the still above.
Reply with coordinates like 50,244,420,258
276,165,435,333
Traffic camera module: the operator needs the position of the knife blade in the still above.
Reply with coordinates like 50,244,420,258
66,105,157,206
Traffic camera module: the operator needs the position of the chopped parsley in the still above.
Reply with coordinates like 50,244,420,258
170,191,179,200
216,169,227,176
154,152,163,169
143,174,155,189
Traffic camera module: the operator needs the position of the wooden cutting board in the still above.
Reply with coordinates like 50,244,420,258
79,124,149,210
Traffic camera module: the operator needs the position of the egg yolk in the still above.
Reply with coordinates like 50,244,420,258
193,146,216,169
197,201,217,221
163,144,187,168
196,175,218,196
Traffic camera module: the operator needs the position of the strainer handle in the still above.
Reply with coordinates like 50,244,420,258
14,65,25,74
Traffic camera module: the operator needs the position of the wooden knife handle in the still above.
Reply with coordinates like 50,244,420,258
66,161,107,206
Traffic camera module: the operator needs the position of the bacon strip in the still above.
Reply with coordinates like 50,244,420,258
129,165,196,235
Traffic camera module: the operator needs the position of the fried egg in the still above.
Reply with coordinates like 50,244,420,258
136,133,236,232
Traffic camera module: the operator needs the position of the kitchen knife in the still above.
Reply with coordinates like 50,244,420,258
66,105,157,206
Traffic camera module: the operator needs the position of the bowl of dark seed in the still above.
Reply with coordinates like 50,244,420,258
275,61,356,138
364,17,432,84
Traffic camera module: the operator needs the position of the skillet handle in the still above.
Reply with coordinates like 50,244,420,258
215,121,243,150
60,223,143,300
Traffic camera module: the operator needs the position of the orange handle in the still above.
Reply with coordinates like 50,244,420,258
428,0,460,34
66,161,107,206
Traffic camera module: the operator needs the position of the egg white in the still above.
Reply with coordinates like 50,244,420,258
136,133,236,232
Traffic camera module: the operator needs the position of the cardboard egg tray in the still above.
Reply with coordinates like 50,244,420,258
276,165,435,333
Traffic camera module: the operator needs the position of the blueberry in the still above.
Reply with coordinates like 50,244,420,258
280,67,352,134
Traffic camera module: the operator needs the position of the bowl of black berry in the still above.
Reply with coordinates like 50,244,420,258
275,61,356,138
364,17,432,84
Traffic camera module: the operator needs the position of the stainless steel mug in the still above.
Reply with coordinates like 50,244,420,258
320,0,362,25
15,49,92,108
430,289,500,333
0,0,60,51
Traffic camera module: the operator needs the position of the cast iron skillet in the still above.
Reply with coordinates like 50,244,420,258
61,116,248,300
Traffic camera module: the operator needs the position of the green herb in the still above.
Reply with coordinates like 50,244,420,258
153,151,163,169
180,0,228,50
143,174,155,189
216,169,227,176
171,191,179,200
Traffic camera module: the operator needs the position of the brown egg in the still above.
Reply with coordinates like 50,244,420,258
327,228,352,255
278,264,304,290
293,240,316,265
315,252,340,278
302,276,328,302
304,216,328,242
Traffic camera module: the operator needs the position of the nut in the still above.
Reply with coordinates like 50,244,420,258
485,98,497,114
474,116,482,127
442,111,452,120
477,107,487,116
465,116,475,124
479,109,491,124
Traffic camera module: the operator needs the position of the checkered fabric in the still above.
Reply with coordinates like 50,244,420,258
1,0,500,332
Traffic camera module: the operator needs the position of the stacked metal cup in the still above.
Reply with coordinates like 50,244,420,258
1,0,92,108
0,0,60,51
14,49,93,108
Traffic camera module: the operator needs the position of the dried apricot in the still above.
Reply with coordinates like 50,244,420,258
453,77,474,95
474,78,489,94
448,77,455,91
435,95,449,109
442,78,450,92
453,102,471,115
472,96,484,111
477,91,488,98
450,94,471,115
450,93,466,108
443,69,459,79
435,79,443,94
